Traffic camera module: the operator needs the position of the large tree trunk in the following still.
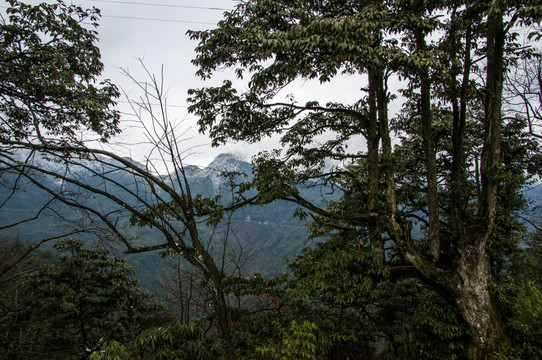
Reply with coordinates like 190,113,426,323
455,233,509,358
454,4,508,356
408,3,509,358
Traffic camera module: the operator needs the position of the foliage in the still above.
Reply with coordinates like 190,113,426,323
0,239,172,360
404,288,465,359
88,340,130,360
510,224,542,287
226,233,466,359
287,235,389,304
187,0,542,356
284,235,466,359
497,281,542,358
0,238,55,359
493,230,542,358
0,0,119,144
256,320,323,360
136,323,222,360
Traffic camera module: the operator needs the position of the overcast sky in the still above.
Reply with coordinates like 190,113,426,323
75,0,243,168
7,0,369,168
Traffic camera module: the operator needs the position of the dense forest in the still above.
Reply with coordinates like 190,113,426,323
1,0,542,359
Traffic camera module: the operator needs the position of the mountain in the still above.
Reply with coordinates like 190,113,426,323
185,153,253,193
2,152,541,292
0,152,321,282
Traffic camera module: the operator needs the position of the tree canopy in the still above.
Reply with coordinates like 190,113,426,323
0,239,171,359
187,0,542,357
0,0,119,145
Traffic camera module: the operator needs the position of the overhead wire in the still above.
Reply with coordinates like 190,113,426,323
0,0,229,108
87,0,229,11
1,0,232,26
100,14,216,24
86,0,231,25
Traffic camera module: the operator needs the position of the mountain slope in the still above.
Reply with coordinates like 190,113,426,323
0,153,317,279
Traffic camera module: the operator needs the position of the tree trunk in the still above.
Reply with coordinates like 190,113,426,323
187,218,234,359
451,4,509,357
481,0,505,235
454,233,509,358
367,68,384,259
414,26,440,264
199,250,234,360
449,6,473,264
213,278,235,360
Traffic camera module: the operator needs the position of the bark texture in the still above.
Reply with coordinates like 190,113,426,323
455,234,509,357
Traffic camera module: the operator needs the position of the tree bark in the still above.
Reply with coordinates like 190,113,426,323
455,232,509,358
481,0,505,235
367,68,384,259
415,25,440,264
450,7,473,251
189,224,234,360
454,3,508,357
209,266,235,360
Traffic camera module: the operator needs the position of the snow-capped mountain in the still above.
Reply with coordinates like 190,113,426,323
0,152,315,278
185,153,253,192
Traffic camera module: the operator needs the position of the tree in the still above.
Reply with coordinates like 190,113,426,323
0,3,245,357
0,238,55,358
256,320,323,360
187,0,542,357
0,61,260,359
0,0,119,145
0,239,171,359
0,0,120,278
136,323,221,360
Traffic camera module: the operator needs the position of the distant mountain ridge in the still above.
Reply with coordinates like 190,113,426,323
1,152,540,287
186,153,252,191
0,152,317,279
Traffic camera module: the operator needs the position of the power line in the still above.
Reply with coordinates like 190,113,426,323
88,0,229,11
0,5,220,25
101,14,216,24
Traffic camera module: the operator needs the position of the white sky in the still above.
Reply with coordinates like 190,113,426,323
6,0,370,168
73,0,246,167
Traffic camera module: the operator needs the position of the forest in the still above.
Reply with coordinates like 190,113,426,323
1,0,542,359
